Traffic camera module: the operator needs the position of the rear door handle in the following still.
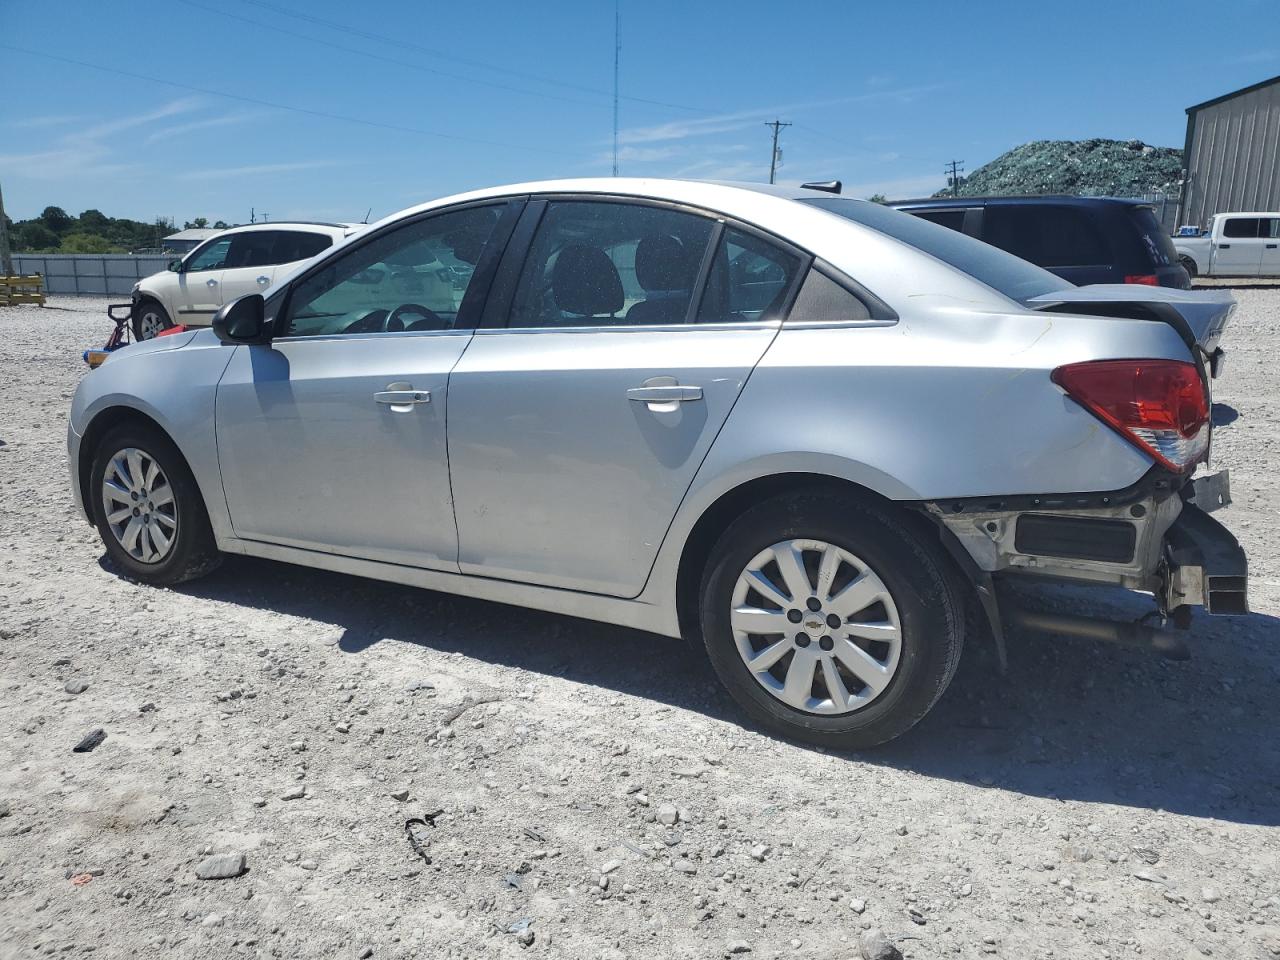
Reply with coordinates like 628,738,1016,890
256,275,271,284
375,388,431,412
206,278,218,287
627,376,703,412
627,385,703,402
1267,244,1278,249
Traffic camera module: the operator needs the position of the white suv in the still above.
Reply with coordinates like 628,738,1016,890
132,222,361,339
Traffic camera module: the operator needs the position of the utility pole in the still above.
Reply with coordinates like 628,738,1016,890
250,207,255,224
765,119,791,184
0,179,12,277
944,159,965,197
611,0,621,176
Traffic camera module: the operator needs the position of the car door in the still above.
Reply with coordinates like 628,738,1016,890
1262,217,1280,276
175,235,232,324
1213,217,1266,276
447,198,804,598
213,200,519,569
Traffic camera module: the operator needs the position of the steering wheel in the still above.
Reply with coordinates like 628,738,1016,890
384,303,445,332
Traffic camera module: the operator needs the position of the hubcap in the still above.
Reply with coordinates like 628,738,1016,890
139,310,165,340
100,447,178,564
730,539,902,716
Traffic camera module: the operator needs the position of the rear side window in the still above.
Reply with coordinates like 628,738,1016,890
804,197,1064,303
982,206,1109,268
1222,217,1264,238
695,228,802,324
225,232,280,269
509,201,715,327
275,231,333,263
785,267,871,323
911,209,966,232
1129,207,1177,267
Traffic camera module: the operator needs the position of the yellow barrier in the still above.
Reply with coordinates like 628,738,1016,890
0,274,46,306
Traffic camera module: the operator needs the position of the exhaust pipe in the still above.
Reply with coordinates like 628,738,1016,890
1007,607,1190,661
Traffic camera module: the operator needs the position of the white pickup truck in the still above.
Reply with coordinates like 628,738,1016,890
1174,212,1280,278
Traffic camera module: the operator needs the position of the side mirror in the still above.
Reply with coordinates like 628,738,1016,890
167,258,183,273
212,294,270,345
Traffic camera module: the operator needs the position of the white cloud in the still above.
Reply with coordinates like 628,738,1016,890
176,160,342,181
144,112,264,145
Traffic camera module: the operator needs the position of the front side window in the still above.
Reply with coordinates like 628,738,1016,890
508,201,715,328
281,205,504,338
696,228,802,323
185,237,232,272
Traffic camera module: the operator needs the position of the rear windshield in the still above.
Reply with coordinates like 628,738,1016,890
802,197,1066,304
1130,206,1177,267
981,205,1109,268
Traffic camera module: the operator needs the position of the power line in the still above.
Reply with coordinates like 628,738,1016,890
765,119,791,184
0,44,580,158
175,0,617,113
237,0,706,115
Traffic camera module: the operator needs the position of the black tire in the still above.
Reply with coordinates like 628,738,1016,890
699,490,964,749
1180,255,1198,279
90,422,222,585
132,299,174,341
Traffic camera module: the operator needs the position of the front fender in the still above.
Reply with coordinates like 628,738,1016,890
70,331,237,541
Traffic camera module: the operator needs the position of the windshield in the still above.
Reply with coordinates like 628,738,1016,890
802,198,1067,304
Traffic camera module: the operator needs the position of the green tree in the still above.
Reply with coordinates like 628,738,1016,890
38,205,73,233
184,217,209,229
867,193,888,204
15,222,60,251
78,209,112,234
59,232,117,253
213,220,229,229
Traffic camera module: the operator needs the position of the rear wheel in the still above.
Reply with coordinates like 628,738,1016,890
699,491,964,749
1179,255,1198,279
90,422,221,585
133,300,173,341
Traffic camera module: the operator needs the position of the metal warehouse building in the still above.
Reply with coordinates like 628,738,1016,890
1180,74,1280,227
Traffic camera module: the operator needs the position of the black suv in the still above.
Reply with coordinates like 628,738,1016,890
889,196,1190,289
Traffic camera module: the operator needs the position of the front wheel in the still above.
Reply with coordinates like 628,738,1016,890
132,300,174,341
699,491,964,749
90,422,222,585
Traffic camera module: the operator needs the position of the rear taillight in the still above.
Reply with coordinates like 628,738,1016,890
1124,274,1160,286
1051,360,1209,473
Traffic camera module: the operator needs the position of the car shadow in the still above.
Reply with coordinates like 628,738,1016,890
1212,402,1240,426
169,554,1280,827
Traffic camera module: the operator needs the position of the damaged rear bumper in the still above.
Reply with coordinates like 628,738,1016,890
928,470,1248,618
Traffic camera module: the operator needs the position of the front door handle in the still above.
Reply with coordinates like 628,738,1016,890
206,278,218,287
627,376,703,412
375,389,431,406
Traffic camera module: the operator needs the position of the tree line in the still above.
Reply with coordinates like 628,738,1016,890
2,206,231,254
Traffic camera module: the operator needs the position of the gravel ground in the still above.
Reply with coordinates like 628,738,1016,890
1,295,1278,960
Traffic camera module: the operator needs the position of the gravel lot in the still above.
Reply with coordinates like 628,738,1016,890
1,294,1278,960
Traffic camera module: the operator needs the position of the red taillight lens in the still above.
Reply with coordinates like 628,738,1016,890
1051,360,1209,473
156,324,188,338
1124,274,1160,286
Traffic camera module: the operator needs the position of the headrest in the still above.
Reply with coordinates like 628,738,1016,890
635,234,694,292
552,244,623,317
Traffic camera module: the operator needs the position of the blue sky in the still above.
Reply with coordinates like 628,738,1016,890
1,0,1277,225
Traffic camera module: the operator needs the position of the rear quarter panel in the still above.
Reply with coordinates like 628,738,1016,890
636,305,1193,626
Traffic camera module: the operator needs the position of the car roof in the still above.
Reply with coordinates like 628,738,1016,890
219,221,354,234
890,195,1154,210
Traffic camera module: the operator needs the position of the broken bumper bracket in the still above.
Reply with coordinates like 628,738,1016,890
1165,497,1248,615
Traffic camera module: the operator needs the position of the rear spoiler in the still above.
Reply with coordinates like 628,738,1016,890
1027,284,1235,373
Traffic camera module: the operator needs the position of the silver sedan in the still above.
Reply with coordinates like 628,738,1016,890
68,178,1246,747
